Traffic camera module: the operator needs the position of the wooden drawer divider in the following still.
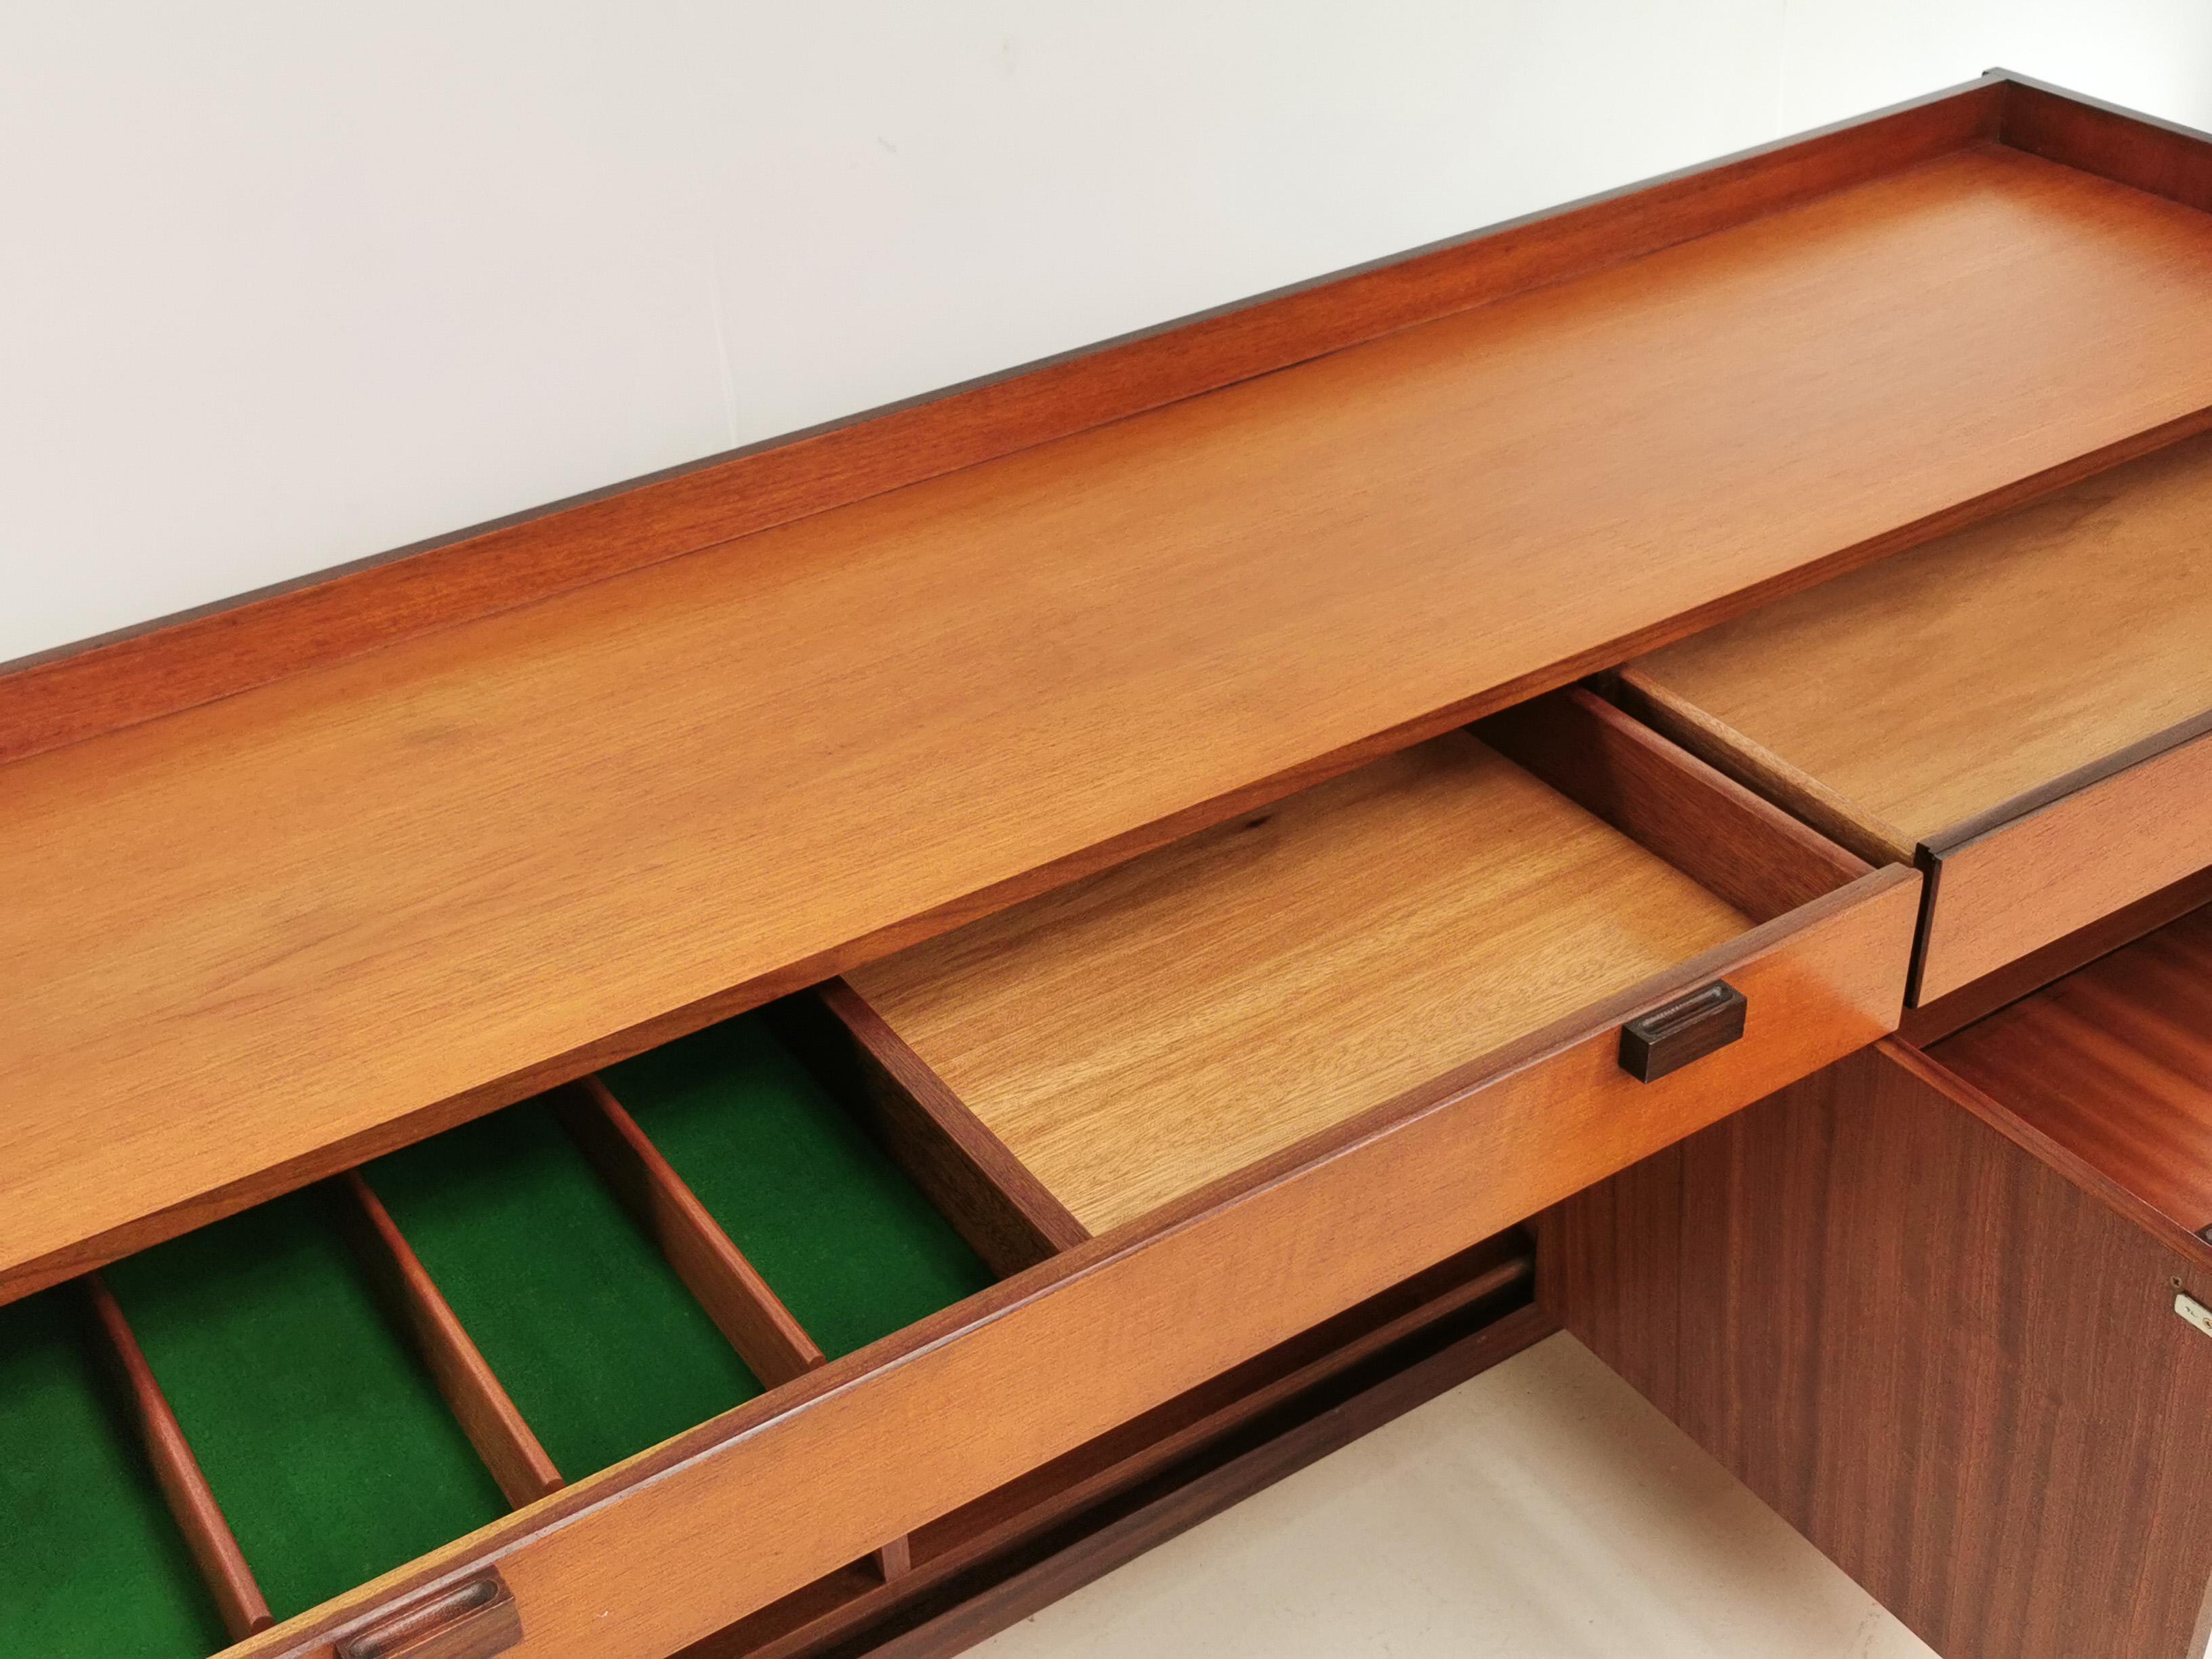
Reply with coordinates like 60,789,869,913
570,1048,1094,1584
558,1078,825,1389
81,1271,276,1643
565,1069,900,1578
338,1171,567,1507
772,987,1091,1279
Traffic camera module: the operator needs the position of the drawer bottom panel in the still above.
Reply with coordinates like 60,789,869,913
0,1290,232,1659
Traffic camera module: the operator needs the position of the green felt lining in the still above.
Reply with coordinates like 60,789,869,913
102,1189,509,1624
365,1099,764,1482
16,1007,991,1645
0,1287,228,1659
603,1011,996,1361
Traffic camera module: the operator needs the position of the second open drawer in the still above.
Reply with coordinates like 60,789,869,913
1618,434,2212,1009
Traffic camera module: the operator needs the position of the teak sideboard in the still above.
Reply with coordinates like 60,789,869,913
5,69,2212,1659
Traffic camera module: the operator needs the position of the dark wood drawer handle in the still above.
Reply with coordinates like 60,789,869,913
337,1570,520,1659
1618,981,1747,1082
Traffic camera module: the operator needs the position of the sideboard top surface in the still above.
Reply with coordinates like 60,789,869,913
10,136,2212,1283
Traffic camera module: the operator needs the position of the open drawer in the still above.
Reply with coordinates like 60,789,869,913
0,691,1914,1659
1618,434,2212,1009
839,690,1916,1238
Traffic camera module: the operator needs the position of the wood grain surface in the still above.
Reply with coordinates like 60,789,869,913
849,734,1750,1232
1913,716,2212,1002
2002,73,2212,214
686,1242,1541,1659
1478,688,1870,923
339,1172,567,1509
1934,902,2212,1237
1555,1040,2212,1659
1608,672,1916,869
226,865,1914,1659
1625,428,2212,859
560,1079,824,1389
9,144,2212,1292
83,1272,274,1642
1901,863,2212,1046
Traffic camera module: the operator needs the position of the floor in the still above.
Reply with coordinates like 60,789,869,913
973,1334,1937,1659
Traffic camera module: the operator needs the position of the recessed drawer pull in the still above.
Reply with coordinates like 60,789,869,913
337,1570,520,1659
1618,981,1748,1082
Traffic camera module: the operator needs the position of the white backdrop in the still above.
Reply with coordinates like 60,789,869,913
3,2,2207,664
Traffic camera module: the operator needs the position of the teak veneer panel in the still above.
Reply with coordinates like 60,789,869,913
1555,1042,2212,1659
848,735,1750,1233
1910,716,2212,1002
1626,428,2212,861
11,144,2212,1287
1934,903,2212,1239
82,1274,273,1643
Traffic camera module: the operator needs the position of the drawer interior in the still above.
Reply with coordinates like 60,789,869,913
0,1009,1010,1655
605,1019,994,1361
843,693,1877,1237
0,1290,230,1659
363,1102,769,1486
1933,899,2212,1245
104,1189,512,1624
1616,432,2212,866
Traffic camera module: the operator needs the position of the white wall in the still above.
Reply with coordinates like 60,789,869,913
3,3,2207,665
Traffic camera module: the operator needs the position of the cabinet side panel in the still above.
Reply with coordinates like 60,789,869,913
1553,1042,2212,1659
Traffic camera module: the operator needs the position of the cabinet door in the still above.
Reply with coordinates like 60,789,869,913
1551,1041,2212,1659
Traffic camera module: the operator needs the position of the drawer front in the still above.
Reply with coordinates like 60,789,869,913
253,865,1917,1659
1916,718,2212,1004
